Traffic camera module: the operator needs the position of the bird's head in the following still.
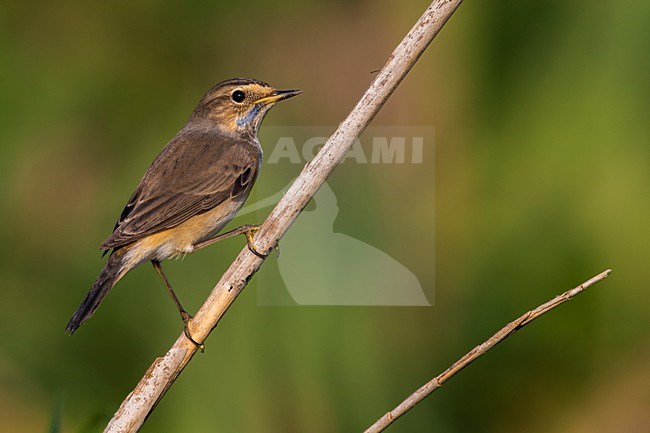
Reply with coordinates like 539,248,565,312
191,78,301,136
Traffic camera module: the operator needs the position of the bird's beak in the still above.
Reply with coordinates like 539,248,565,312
254,89,302,105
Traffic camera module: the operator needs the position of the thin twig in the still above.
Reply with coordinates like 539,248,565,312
363,269,612,433
103,1,463,432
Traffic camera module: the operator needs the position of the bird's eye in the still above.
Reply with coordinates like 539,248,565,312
231,90,246,103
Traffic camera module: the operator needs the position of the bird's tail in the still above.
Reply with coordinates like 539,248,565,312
66,248,129,334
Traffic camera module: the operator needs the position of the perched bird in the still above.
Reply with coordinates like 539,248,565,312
66,78,300,344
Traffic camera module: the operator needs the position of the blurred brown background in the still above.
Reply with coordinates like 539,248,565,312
1,1,648,432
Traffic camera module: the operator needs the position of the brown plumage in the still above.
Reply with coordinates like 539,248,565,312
100,129,260,251
66,78,300,335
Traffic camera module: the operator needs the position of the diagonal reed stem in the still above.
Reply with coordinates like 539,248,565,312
363,269,612,433
104,1,464,431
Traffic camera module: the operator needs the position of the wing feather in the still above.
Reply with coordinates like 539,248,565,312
100,128,260,250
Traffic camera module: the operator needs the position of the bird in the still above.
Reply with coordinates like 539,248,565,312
66,77,301,345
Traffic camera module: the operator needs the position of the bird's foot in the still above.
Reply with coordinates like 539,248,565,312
180,310,205,352
244,225,268,258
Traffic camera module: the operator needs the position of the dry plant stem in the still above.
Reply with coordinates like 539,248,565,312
363,269,612,433
104,1,463,432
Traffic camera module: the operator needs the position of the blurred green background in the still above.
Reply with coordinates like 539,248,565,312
1,1,648,432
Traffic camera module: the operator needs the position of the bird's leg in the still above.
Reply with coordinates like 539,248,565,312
151,260,190,321
151,260,204,351
192,224,268,257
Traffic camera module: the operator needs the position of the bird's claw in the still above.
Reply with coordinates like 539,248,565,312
245,226,268,258
180,311,204,352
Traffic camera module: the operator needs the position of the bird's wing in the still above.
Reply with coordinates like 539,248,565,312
100,128,260,250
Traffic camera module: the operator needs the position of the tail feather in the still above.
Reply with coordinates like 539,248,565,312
66,249,128,334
